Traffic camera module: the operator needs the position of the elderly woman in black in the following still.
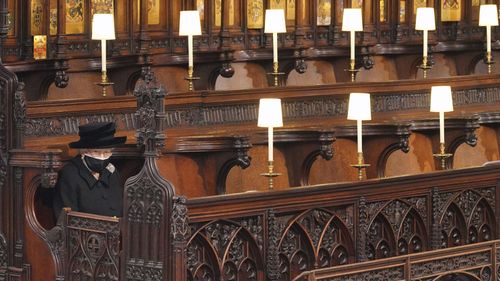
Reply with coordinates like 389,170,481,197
53,122,126,218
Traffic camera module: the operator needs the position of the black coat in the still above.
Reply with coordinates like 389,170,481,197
53,156,123,218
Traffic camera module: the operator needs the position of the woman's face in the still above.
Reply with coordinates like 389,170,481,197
82,149,112,160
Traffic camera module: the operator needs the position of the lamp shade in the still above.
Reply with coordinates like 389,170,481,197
430,86,454,112
479,4,499,26
264,9,286,33
415,7,436,30
342,8,363,31
179,10,202,36
92,14,115,40
258,98,283,127
347,93,371,120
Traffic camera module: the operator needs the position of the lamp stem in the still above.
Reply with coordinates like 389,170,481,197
188,66,194,91
357,119,362,153
268,127,274,162
423,29,428,58
487,25,492,54
273,32,278,63
188,35,194,67
439,111,445,143
101,39,107,73
350,30,355,60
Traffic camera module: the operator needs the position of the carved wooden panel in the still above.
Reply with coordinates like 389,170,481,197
366,197,428,260
0,235,6,268
297,240,497,281
275,207,354,280
438,188,496,248
187,217,264,281
66,214,120,281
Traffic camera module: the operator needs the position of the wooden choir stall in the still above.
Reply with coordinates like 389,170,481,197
2,0,500,281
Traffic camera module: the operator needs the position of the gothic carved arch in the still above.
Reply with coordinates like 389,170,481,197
187,234,221,281
468,53,487,75
377,136,412,177
439,189,495,247
396,209,427,255
278,223,315,280
187,219,264,281
127,70,143,96
440,202,467,248
366,213,396,260
24,175,64,277
278,208,354,277
366,199,427,260
447,134,478,169
467,198,495,243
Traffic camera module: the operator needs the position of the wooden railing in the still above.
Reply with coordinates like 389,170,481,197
294,239,500,281
183,163,500,280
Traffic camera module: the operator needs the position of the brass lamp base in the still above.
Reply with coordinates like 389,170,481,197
260,161,281,190
350,152,370,181
345,59,359,82
96,71,114,97
184,66,200,91
418,56,432,79
485,52,495,74
267,62,285,87
433,143,452,170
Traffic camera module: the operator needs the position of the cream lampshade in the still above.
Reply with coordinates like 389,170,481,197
179,10,202,90
92,13,115,40
430,86,453,144
348,93,371,154
479,4,498,62
342,8,363,32
342,8,363,79
258,98,283,127
479,4,499,27
415,7,436,31
430,86,453,113
179,10,202,36
258,98,283,162
265,9,286,66
92,13,115,95
347,93,372,121
264,9,286,33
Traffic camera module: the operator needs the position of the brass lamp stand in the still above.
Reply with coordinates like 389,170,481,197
267,62,285,87
485,52,495,74
96,71,114,97
351,152,370,181
184,66,200,91
347,59,359,82
260,161,281,189
433,143,452,170
419,56,432,79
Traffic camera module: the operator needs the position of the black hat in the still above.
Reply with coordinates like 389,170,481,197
69,122,127,149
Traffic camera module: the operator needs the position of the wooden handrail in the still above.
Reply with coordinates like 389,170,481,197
294,239,499,281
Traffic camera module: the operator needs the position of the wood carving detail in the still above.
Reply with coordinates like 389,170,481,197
172,196,190,242
277,208,354,279
66,215,120,281
366,198,428,260
439,189,496,248
23,86,500,136
411,252,490,279
187,219,263,281
0,234,6,267
325,267,405,281
125,260,163,281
